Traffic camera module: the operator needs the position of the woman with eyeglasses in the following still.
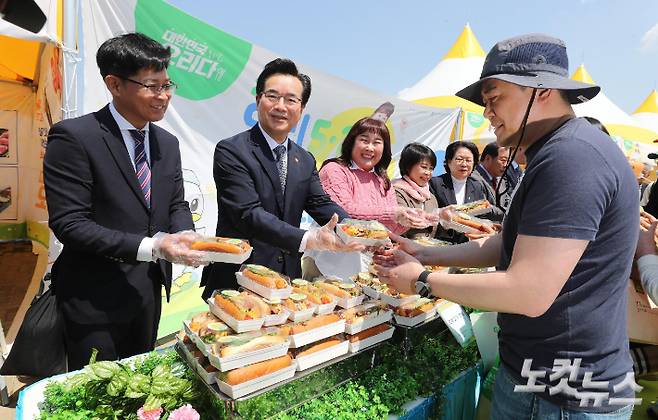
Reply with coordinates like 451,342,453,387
301,116,428,279
429,141,501,243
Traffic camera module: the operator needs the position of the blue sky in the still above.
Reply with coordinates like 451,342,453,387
169,0,658,114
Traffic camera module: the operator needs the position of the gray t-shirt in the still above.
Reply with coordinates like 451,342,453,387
498,117,639,411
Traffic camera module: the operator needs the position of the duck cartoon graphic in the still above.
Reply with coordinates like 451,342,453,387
158,169,209,337
168,169,206,296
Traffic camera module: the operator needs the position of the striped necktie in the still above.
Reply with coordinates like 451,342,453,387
129,129,151,207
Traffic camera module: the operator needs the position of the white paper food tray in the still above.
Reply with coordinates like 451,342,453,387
289,319,346,348
207,298,265,333
195,361,218,385
348,325,395,353
182,320,209,356
236,272,292,299
208,340,290,372
263,310,290,327
296,340,349,371
379,293,420,307
394,308,437,327
344,309,393,335
177,336,198,365
216,360,297,399
335,294,365,309
288,306,316,322
198,247,252,264
315,301,337,315
335,223,390,247
361,285,381,299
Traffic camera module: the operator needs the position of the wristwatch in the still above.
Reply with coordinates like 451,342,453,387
417,270,431,283
415,270,432,297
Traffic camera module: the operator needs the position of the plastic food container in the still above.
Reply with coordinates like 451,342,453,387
348,324,395,353
393,307,437,327
453,199,492,216
343,306,393,335
379,292,420,308
285,293,318,322
208,296,265,333
192,236,252,264
315,301,337,315
207,339,291,372
335,219,390,247
216,361,297,399
295,340,349,371
236,271,292,300
314,278,364,309
288,319,346,348
441,213,493,234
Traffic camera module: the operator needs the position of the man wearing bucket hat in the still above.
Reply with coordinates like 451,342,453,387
375,34,639,418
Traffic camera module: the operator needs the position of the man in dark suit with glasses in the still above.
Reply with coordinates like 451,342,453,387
44,33,202,370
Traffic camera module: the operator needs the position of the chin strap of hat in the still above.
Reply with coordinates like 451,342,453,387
495,88,537,208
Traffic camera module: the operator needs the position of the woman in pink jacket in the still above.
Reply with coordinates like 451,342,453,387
302,116,426,279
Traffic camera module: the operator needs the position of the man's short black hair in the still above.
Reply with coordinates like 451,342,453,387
399,143,437,176
256,58,311,107
480,142,501,162
96,32,171,79
583,116,610,135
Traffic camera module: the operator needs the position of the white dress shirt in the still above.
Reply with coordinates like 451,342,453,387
451,176,467,205
108,102,156,262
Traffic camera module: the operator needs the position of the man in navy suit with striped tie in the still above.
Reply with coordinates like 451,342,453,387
44,33,203,370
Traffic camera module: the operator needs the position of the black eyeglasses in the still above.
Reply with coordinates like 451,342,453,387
118,76,178,95
261,91,302,107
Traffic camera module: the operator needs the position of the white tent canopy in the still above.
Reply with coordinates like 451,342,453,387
633,90,658,135
398,23,485,111
571,64,638,126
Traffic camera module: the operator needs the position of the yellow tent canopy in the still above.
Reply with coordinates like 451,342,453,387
571,64,658,145
442,23,485,60
0,0,63,83
635,90,658,115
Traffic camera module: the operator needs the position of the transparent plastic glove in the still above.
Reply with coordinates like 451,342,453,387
394,207,432,229
373,248,424,295
306,214,366,252
424,205,457,226
153,230,208,267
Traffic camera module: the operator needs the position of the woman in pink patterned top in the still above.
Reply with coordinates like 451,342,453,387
319,117,408,234
301,117,426,279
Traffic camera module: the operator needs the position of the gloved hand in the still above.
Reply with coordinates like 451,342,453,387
153,230,208,267
305,214,366,252
424,205,457,226
394,207,432,229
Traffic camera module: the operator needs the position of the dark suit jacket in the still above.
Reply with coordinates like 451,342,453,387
472,165,514,215
429,173,503,242
201,125,347,298
430,172,490,208
44,105,193,324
